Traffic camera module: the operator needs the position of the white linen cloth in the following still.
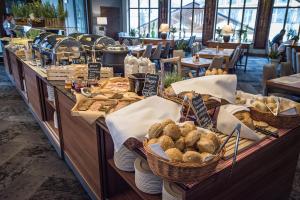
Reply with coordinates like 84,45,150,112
106,96,182,151
171,75,237,103
217,104,262,141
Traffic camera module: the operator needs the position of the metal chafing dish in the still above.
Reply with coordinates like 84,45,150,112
77,34,103,63
31,32,54,60
68,32,84,40
39,35,83,67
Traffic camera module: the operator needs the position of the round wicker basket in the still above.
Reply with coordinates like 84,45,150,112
143,141,225,183
250,107,300,129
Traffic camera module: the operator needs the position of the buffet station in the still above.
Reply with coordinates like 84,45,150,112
2,32,300,200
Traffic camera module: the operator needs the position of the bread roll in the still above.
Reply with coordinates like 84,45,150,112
174,137,185,151
185,130,201,147
200,152,214,162
165,148,183,162
197,138,216,154
182,151,202,163
202,132,220,151
148,123,163,139
211,68,217,75
180,122,196,137
163,124,181,140
158,135,175,151
161,118,175,128
266,96,276,104
217,68,223,75
252,101,269,112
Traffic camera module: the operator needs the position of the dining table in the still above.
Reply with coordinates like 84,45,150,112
127,45,158,58
266,73,300,96
197,48,235,63
181,57,212,76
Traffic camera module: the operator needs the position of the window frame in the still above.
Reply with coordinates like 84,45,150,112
270,0,300,37
168,0,205,38
214,0,259,41
128,0,159,35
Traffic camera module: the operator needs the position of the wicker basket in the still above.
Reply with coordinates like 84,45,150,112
250,107,300,129
143,141,224,183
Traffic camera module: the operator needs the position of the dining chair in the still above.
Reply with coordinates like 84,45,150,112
161,42,171,59
262,63,276,95
150,43,163,68
296,52,300,74
226,47,241,71
208,56,224,69
285,46,292,64
141,44,152,58
132,39,140,46
122,39,130,46
292,48,297,73
186,36,196,53
280,62,294,77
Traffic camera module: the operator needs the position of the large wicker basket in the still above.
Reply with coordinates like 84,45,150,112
250,107,300,129
143,141,225,183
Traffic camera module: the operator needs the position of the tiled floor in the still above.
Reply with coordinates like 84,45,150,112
0,57,299,200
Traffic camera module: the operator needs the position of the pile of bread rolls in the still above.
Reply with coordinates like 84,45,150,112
251,96,278,114
205,68,228,76
233,111,255,130
147,119,221,164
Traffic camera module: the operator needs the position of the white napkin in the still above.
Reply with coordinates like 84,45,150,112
171,75,237,103
106,96,182,151
217,104,262,141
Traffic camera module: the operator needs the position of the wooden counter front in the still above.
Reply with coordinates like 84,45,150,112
22,63,43,120
56,90,102,200
8,50,24,91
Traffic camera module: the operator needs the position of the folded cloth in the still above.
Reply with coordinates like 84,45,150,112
106,96,182,151
171,75,237,103
217,104,263,141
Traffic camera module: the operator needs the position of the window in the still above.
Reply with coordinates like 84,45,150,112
215,0,259,42
169,0,205,38
269,0,300,41
128,0,159,37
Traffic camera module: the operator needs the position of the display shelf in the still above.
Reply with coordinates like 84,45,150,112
108,159,161,200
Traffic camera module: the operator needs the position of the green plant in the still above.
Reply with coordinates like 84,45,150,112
12,3,30,18
26,29,41,39
292,35,299,42
268,48,280,59
287,28,297,40
129,28,137,37
43,2,57,18
170,26,177,34
175,39,188,51
164,72,183,88
57,0,68,20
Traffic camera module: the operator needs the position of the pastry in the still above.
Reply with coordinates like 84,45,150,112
252,101,269,112
163,123,181,140
148,123,163,139
185,130,201,147
165,148,183,162
180,122,196,137
266,102,277,113
78,99,95,111
217,68,223,75
197,138,216,154
158,135,175,151
161,119,175,128
88,101,103,111
201,132,220,151
174,137,185,151
211,68,218,75
266,96,276,104
223,70,228,74
234,111,255,130
253,120,269,128
205,70,212,76
182,151,202,163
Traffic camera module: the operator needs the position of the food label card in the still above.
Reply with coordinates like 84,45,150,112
142,73,159,97
190,94,213,129
88,62,101,80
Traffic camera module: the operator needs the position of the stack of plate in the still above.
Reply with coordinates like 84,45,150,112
162,181,182,200
114,145,137,172
134,157,162,194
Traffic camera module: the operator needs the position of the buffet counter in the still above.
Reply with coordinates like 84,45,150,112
3,47,300,200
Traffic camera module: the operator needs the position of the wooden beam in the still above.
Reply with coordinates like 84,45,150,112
202,0,217,46
253,0,274,49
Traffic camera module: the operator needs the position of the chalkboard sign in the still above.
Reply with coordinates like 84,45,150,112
142,73,159,97
190,94,213,129
88,62,101,80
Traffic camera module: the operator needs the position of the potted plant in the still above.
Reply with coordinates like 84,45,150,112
150,22,156,38
291,35,299,46
216,27,222,41
129,28,137,37
170,26,177,40
174,39,188,58
268,46,281,65
11,4,29,25
164,72,183,88
56,0,67,27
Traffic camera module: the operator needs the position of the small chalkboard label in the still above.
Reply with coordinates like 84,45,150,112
88,62,101,80
190,94,213,129
142,73,159,97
